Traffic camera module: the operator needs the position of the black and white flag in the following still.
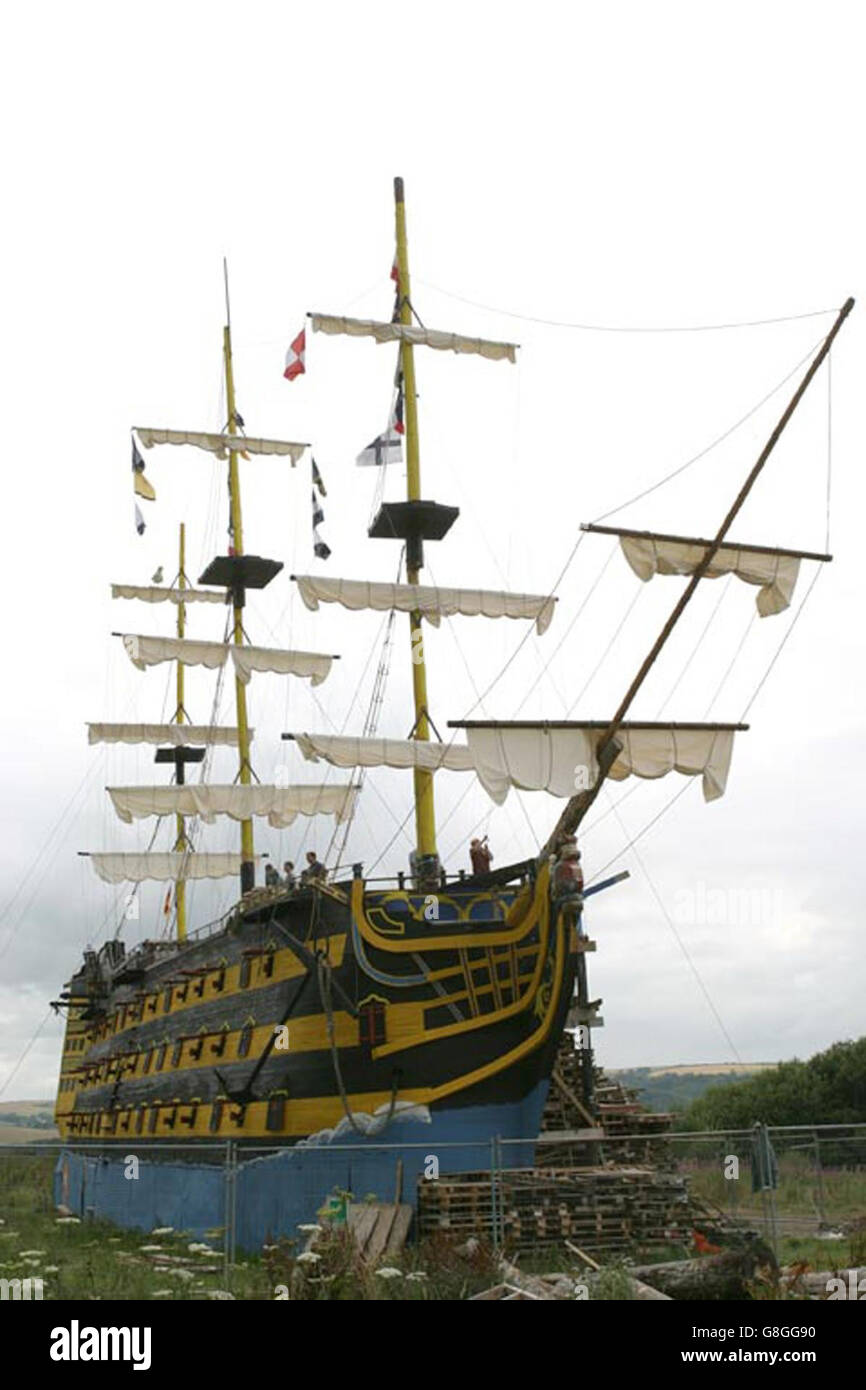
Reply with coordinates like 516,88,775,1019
356,426,403,468
311,457,330,559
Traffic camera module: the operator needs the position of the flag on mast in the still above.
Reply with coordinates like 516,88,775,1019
134,503,146,536
390,371,405,436
284,328,306,381
312,491,331,561
356,426,403,467
132,435,157,501
312,457,327,497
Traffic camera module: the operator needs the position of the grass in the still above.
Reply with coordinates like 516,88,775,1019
1,1149,862,1301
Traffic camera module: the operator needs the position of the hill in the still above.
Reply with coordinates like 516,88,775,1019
609,1064,775,1116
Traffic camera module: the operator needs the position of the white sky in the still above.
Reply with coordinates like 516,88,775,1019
1,2,864,1101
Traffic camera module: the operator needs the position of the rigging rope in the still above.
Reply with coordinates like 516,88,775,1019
416,280,837,335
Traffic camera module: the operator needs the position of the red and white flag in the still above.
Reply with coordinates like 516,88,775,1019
284,327,306,381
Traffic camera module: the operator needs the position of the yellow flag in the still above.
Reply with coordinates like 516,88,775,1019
133,470,156,502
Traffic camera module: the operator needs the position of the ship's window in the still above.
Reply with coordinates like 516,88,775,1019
263,952,275,979
162,986,173,1012
135,1109,145,1135
231,1105,246,1129
181,1104,198,1128
359,998,387,1051
143,1048,154,1075
176,982,189,1003
239,957,252,988
118,1005,127,1029
147,995,158,1015
105,1111,118,1134
209,1100,224,1133
213,968,226,993
171,1040,183,1068
266,1094,286,1131
189,1036,204,1061
119,1111,131,1133
210,1029,228,1058
155,1044,167,1071
193,976,205,998
238,1023,254,1059
147,1107,159,1134
164,1106,178,1130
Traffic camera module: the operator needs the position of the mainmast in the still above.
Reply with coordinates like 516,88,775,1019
394,177,438,870
222,280,256,895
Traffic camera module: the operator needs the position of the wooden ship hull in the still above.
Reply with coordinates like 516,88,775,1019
55,865,585,1158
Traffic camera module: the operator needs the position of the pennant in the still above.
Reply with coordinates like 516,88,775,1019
312,457,327,498
312,490,330,561
389,372,405,436
162,886,172,918
284,327,306,381
134,503,146,536
132,436,156,501
390,256,400,286
391,255,401,323
356,426,403,468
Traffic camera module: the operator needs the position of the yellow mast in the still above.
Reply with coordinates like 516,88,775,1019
223,311,256,893
174,521,187,942
394,177,438,865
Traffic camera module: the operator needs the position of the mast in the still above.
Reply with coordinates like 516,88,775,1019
539,295,855,859
394,176,438,867
223,268,256,894
174,521,187,941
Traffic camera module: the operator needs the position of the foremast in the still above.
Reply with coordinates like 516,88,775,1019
222,307,256,894
393,177,438,868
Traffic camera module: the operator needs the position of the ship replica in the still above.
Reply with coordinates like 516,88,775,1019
53,179,853,1240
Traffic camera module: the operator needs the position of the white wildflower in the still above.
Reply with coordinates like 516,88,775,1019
165,1267,194,1281
151,1290,173,1298
19,1249,46,1257
188,1243,215,1255
297,1223,322,1234
406,1271,428,1281
295,1250,321,1265
207,1290,235,1300
43,1265,60,1274
152,1227,174,1236
375,1267,403,1279
139,1245,163,1253
22,1258,41,1267
55,1217,80,1225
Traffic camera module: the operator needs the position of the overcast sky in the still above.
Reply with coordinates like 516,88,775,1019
1,3,863,1101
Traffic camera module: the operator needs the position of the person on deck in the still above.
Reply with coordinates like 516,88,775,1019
552,841,584,907
282,860,296,890
470,837,493,876
264,863,280,888
300,850,326,885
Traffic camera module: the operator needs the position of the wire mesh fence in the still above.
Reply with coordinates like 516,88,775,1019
0,1124,863,1298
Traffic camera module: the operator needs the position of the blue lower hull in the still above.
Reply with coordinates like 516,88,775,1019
54,1082,549,1251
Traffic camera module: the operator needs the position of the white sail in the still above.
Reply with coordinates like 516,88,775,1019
465,724,738,804
295,732,477,775
89,852,254,884
620,535,801,617
88,723,246,747
134,428,307,463
120,635,334,686
310,314,517,364
294,576,556,635
231,644,333,687
112,584,227,605
107,784,358,828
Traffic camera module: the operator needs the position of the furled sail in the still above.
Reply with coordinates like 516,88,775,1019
310,314,517,364
294,732,477,775
134,428,307,464
120,635,334,686
87,723,246,747
294,576,556,635
89,852,255,884
112,584,227,605
581,526,828,617
456,722,743,804
107,784,358,828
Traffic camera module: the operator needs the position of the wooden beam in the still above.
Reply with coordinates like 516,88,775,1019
581,522,832,564
448,719,749,730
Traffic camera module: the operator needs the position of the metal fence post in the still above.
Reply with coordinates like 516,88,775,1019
813,1128,828,1227
490,1136,499,1251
